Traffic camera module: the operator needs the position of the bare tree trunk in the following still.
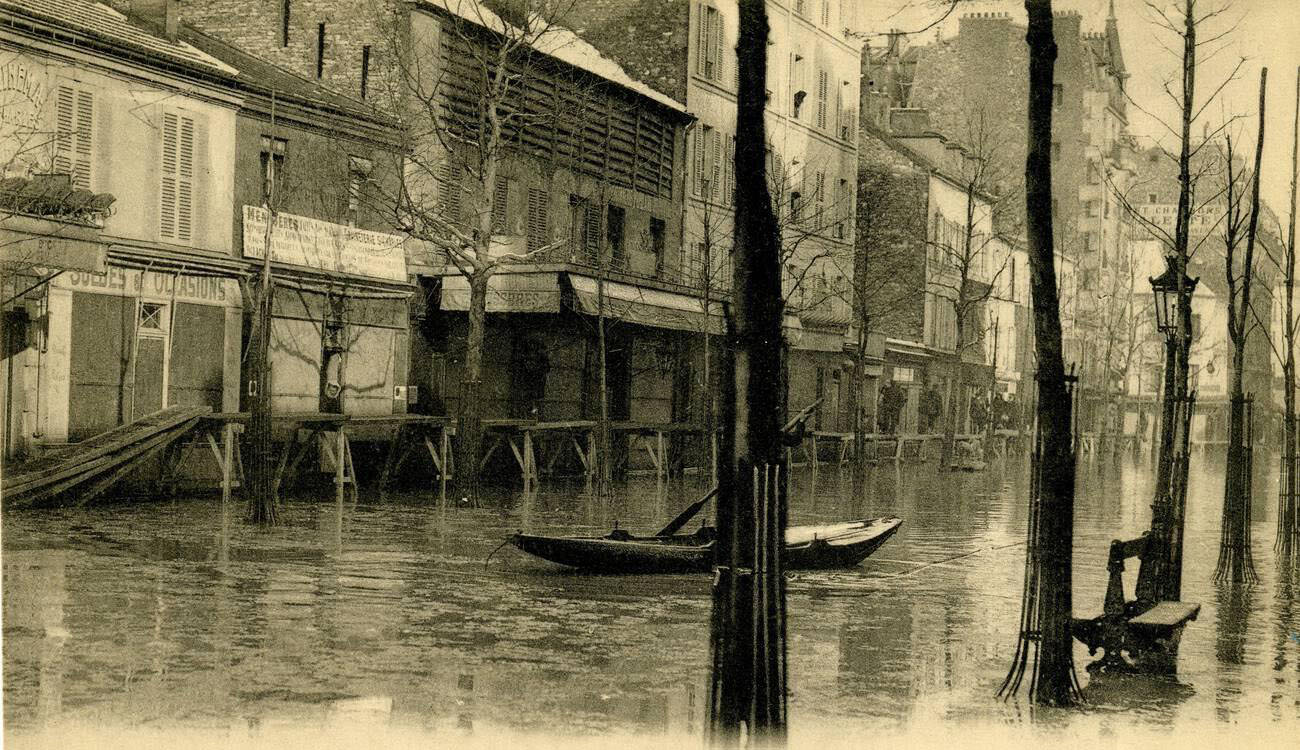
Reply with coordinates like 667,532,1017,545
457,270,489,502
1023,0,1077,706
246,95,280,526
1280,66,1300,557
1153,0,1199,603
852,316,869,495
942,343,964,468
246,268,277,525
1219,70,1267,583
597,260,613,497
708,0,788,742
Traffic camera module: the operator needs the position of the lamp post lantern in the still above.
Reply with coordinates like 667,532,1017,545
1149,264,1198,338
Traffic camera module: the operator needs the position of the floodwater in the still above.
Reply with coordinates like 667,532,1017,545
3,450,1299,749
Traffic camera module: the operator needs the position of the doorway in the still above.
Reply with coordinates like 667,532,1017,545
131,300,168,421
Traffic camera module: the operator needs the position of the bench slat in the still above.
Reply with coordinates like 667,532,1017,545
1129,601,1200,628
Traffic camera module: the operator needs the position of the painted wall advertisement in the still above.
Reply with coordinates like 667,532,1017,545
242,206,407,283
53,266,241,307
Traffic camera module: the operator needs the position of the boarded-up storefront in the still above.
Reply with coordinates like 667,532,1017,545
49,265,242,441
242,207,409,416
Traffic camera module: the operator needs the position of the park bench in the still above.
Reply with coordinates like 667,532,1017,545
1071,531,1201,674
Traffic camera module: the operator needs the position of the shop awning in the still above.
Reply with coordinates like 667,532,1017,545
0,215,106,273
440,272,562,312
568,274,720,333
793,327,846,353
567,274,807,343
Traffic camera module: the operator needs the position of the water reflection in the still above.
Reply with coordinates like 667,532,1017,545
3,453,1299,741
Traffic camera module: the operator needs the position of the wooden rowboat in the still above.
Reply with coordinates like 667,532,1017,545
510,517,902,574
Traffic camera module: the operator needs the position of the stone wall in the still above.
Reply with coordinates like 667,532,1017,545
857,128,928,344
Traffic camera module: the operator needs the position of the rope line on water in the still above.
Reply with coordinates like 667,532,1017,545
877,540,1028,580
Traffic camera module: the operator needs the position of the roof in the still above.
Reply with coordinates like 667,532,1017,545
861,120,998,203
179,27,394,129
419,0,687,114
0,0,237,78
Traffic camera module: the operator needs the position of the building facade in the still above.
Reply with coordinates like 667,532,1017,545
876,5,1136,422
180,27,410,419
1,0,245,453
854,109,1020,436
572,0,864,432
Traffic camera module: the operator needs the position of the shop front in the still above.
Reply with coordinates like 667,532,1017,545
242,207,410,416
47,263,243,442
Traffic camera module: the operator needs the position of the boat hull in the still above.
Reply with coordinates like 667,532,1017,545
511,517,902,574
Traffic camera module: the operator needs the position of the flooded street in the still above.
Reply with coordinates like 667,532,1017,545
4,453,1300,747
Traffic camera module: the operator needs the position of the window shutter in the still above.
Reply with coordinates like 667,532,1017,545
584,202,600,259
54,86,94,189
54,86,74,177
160,112,178,239
439,161,462,222
816,70,828,129
695,3,707,76
710,129,721,201
711,9,723,82
815,170,825,225
177,114,194,241
725,134,735,205
492,175,509,233
822,0,831,26
527,187,548,252
74,90,93,189
160,111,195,242
693,129,705,196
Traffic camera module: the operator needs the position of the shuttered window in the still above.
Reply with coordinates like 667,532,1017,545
569,195,599,262
697,5,723,83
814,170,826,225
526,187,548,252
693,128,705,196
835,178,848,239
438,160,462,223
440,33,675,200
492,175,510,234
710,129,721,202
160,110,195,242
724,134,735,205
607,205,625,268
816,69,828,130
54,85,94,190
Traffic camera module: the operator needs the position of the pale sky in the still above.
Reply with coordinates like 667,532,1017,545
854,0,1300,234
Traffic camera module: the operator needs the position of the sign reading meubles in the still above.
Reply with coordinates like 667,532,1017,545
242,205,407,283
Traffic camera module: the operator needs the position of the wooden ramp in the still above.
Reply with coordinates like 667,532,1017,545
2,406,210,509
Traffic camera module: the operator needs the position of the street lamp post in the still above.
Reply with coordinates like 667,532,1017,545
1149,264,1198,602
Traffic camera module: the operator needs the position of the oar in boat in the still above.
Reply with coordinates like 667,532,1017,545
652,399,824,538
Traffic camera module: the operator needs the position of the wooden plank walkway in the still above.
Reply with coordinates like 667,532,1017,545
2,405,210,508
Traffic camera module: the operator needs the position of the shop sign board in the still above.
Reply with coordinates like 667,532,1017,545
242,206,407,283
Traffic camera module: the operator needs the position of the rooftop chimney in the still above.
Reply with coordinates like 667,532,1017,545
128,0,180,43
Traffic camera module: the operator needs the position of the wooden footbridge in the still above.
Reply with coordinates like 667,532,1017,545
2,410,721,506
2,405,210,508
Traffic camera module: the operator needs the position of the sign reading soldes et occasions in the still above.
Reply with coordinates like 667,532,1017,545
242,206,407,283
